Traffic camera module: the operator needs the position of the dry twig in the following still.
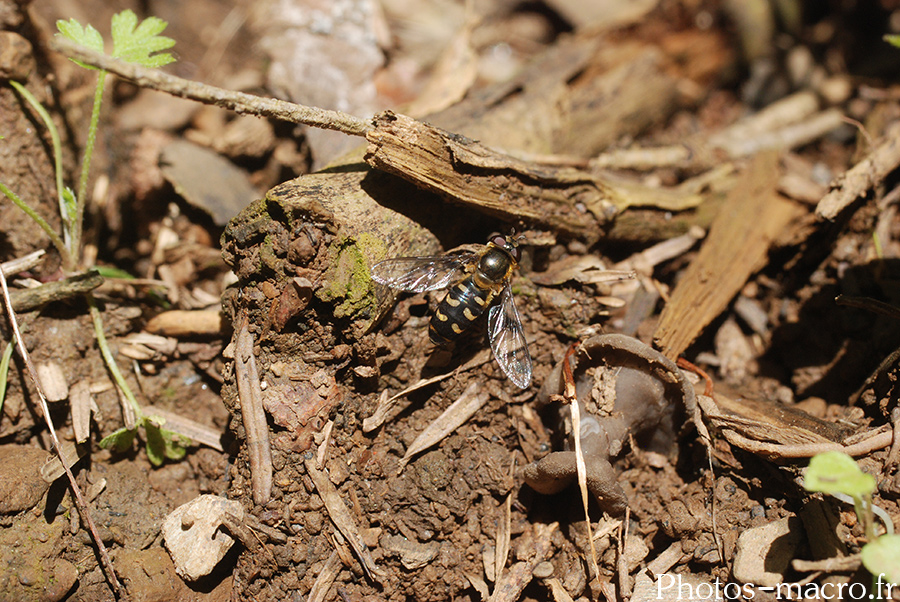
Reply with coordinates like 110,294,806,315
234,313,272,505
51,37,371,137
0,268,122,596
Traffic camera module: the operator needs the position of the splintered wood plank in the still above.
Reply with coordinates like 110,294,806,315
365,111,627,242
653,151,805,360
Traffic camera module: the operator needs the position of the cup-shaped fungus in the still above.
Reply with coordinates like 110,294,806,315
524,334,696,514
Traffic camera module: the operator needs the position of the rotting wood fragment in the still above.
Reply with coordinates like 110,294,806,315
365,111,624,243
653,151,805,359
697,393,892,459
8,270,103,312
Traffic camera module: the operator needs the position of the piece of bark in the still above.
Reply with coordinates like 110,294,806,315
8,271,104,312
365,111,625,242
653,152,805,359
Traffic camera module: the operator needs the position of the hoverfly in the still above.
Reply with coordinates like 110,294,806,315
371,234,533,389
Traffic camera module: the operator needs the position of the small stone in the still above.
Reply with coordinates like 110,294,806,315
0,32,34,80
732,516,802,586
44,560,78,602
162,494,244,580
0,444,51,514
532,561,554,578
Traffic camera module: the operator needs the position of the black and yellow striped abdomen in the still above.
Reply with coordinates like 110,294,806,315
429,277,494,345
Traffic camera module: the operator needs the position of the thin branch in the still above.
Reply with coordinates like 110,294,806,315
0,266,122,596
50,36,372,137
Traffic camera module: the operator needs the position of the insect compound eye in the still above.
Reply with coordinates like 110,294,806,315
507,241,521,263
488,233,506,248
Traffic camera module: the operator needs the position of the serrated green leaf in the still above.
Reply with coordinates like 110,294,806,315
110,9,175,68
144,421,165,466
56,18,104,70
804,451,876,498
861,534,900,583
99,426,136,451
56,18,104,51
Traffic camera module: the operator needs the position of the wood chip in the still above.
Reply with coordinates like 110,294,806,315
308,551,342,602
545,577,576,602
399,380,490,470
36,361,68,402
143,405,224,452
380,534,440,570
488,522,557,602
0,250,44,276
40,440,86,483
653,151,805,359
495,493,511,585
70,380,94,444
234,315,272,505
144,309,223,337
8,271,104,312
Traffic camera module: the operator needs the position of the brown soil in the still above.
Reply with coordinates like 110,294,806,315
1,1,899,601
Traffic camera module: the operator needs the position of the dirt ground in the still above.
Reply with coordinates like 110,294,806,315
2,0,900,600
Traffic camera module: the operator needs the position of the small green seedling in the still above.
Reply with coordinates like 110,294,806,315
1,10,183,465
805,451,899,589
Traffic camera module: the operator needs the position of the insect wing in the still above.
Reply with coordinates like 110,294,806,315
487,284,533,389
371,253,472,293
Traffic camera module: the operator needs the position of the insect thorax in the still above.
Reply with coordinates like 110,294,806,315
474,247,515,288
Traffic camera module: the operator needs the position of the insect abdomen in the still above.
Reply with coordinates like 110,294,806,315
429,278,492,345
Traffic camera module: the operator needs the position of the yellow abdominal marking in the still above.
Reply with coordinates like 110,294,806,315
446,297,461,307
451,323,463,334
463,308,477,321
435,310,448,322
473,295,487,306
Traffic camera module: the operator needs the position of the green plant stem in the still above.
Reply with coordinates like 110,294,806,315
8,81,71,253
0,181,70,263
88,294,142,420
72,71,106,261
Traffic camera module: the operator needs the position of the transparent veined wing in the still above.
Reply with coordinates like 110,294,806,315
487,283,533,389
371,253,473,293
